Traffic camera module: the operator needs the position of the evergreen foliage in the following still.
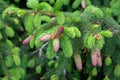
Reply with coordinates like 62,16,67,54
0,0,120,80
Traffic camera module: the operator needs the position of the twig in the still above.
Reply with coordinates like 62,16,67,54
39,42,49,56
40,11,56,17
25,10,56,17
31,42,49,57
63,68,66,76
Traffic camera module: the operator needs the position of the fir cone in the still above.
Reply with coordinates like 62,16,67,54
91,47,102,67
40,34,52,42
91,51,98,66
81,0,86,9
96,48,102,67
56,26,64,35
74,53,82,70
53,38,59,52
7,11,12,16
22,35,33,45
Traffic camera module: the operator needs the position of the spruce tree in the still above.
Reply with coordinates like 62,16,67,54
0,0,120,80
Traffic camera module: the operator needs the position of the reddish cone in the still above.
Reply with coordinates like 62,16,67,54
56,27,64,35
96,47,102,67
7,11,12,16
91,47,102,67
81,0,86,9
40,34,51,42
53,38,59,52
22,35,33,45
91,51,98,66
74,53,82,70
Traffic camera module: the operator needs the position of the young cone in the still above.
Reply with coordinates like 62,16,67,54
74,53,82,70
40,34,52,42
96,48,102,67
22,35,33,45
53,38,59,52
56,26,64,35
91,51,98,66
81,0,86,9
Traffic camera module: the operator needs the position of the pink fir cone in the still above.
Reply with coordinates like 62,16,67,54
74,53,82,70
22,35,33,45
53,38,59,52
81,0,86,9
56,26,64,35
40,34,52,42
95,47,102,67
91,51,98,66
7,11,13,16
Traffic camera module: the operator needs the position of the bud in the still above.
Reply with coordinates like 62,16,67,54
74,53,82,70
53,38,59,52
92,67,97,76
87,76,92,80
56,26,64,35
40,34,51,42
105,56,112,66
97,56,102,67
81,0,86,9
103,75,110,80
92,24,99,29
54,62,59,69
91,51,98,66
94,33,101,40
100,30,113,38
114,64,120,77
50,74,59,80
7,11,12,16
22,35,33,45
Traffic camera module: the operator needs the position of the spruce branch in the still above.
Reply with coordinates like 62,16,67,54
0,52,10,80
39,11,56,17
32,17,58,35
22,9,56,17
103,17,120,33
73,38,82,54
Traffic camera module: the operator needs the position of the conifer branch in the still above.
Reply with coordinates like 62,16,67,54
0,53,10,80
39,11,56,17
